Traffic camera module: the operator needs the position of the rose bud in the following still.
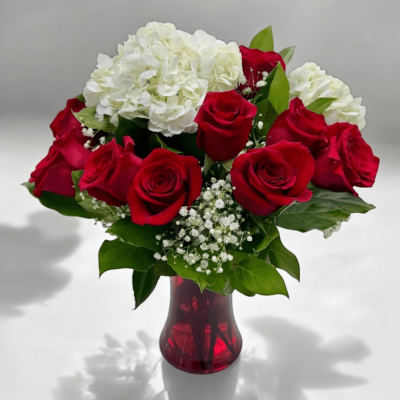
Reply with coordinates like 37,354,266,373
312,122,379,195
238,45,286,97
128,148,202,226
266,98,328,155
50,98,85,139
231,141,315,216
79,137,142,206
195,90,257,162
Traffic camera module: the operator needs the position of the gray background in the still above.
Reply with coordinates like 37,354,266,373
0,1,399,399
1,0,399,145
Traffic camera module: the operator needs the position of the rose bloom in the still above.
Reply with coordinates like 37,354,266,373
231,141,315,215
79,137,143,206
238,45,286,97
29,99,91,197
312,123,379,195
50,97,85,139
266,98,328,155
194,90,257,161
128,149,202,225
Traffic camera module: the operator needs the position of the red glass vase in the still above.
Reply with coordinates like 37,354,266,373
160,276,242,374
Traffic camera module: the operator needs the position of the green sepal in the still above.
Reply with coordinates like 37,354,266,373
132,267,160,309
156,135,183,154
249,26,274,52
73,107,115,133
22,182,92,219
279,46,295,64
221,158,234,172
306,98,336,114
107,219,168,252
273,188,375,233
76,94,85,103
98,239,155,277
236,258,288,297
154,260,177,276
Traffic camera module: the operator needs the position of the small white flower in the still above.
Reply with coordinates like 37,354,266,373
179,207,188,217
227,254,233,261
246,141,254,147
196,267,202,272
200,243,209,251
215,199,225,209
256,80,267,87
203,253,209,259
154,253,161,260
247,236,253,242
204,219,213,229
200,260,209,269
242,87,252,95
184,236,191,242
163,240,170,247
199,235,206,243
191,229,199,237
155,235,162,241
257,121,264,130
203,191,213,201
161,256,167,262
205,269,211,275
212,256,218,263
217,267,224,273
189,209,197,217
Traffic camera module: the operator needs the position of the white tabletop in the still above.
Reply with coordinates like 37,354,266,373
0,118,398,400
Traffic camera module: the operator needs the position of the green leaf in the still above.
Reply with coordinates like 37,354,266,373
154,260,177,276
221,158,234,172
73,107,115,133
167,252,215,292
204,154,215,176
269,63,290,114
254,65,278,104
263,236,300,281
179,132,205,161
113,115,148,146
306,98,336,114
274,188,375,233
71,171,120,222
249,26,274,52
236,258,288,297
233,273,255,297
107,219,168,252
254,221,279,252
99,239,155,277
206,262,234,296
255,99,279,138
22,182,93,219
279,46,295,64
132,267,160,309
76,94,85,103
156,135,183,154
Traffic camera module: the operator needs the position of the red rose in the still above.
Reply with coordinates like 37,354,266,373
79,137,143,206
266,98,328,155
312,123,379,195
29,129,91,197
194,90,257,162
128,148,202,226
50,98,85,139
231,141,314,215
238,45,286,97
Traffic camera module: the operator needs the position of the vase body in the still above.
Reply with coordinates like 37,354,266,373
160,276,242,374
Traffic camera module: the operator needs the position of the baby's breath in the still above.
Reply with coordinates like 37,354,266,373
154,176,252,274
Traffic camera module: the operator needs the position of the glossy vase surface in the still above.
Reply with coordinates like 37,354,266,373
160,276,242,374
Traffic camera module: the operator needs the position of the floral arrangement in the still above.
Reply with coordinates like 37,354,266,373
24,22,379,307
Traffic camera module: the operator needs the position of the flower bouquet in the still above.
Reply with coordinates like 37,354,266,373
24,22,379,374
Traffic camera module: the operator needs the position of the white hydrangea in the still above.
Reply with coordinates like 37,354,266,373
83,22,245,136
289,62,366,130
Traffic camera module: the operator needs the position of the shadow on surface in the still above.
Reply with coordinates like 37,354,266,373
53,317,369,400
0,211,80,317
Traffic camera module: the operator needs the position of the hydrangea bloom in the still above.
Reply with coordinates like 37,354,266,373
289,62,366,130
83,22,245,136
